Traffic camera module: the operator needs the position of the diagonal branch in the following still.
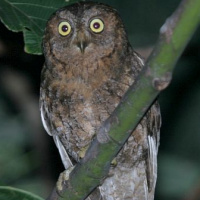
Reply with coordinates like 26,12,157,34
47,0,200,199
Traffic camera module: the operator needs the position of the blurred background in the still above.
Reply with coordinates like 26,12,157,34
0,0,200,199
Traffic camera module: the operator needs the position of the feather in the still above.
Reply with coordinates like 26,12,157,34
53,135,73,170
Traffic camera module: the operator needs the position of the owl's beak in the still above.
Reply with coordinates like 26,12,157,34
76,32,89,53
77,41,88,53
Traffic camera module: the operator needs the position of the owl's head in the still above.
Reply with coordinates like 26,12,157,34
43,2,129,65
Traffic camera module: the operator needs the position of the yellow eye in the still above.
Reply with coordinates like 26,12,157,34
58,21,71,36
90,19,104,33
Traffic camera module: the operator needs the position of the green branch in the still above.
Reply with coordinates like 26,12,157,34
46,0,200,199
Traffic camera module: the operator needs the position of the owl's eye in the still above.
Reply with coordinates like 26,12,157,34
58,21,71,36
90,19,104,33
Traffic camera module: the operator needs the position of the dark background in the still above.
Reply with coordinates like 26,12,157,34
0,0,200,199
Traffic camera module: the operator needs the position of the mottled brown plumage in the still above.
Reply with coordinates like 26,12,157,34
40,2,161,199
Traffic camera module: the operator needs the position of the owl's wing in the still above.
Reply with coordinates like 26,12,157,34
40,100,52,136
53,135,73,169
130,51,161,192
40,100,73,170
146,102,161,192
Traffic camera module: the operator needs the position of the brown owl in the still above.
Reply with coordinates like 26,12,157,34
40,2,161,200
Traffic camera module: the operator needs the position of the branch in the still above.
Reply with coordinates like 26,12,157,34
47,0,200,199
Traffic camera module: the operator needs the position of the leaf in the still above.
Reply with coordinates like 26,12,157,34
0,0,78,55
0,186,44,200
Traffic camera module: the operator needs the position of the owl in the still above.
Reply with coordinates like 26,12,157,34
40,2,161,200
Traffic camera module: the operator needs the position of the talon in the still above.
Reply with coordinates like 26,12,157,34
79,145,89,158
56,166,75,192
111,158,117,167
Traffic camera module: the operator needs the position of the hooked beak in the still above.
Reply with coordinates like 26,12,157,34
77,41,88,53
76,32,89,53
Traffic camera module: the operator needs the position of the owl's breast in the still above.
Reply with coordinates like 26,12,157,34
41,57,134,161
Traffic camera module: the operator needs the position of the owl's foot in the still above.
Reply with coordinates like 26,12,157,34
111,158,117,167
78,145,89,159
56,166,75,193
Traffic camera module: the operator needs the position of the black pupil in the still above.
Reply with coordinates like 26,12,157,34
93,22,100,29
62,25,68,32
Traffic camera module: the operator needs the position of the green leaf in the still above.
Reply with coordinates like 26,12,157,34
0,186,44,200
0,0,78,55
